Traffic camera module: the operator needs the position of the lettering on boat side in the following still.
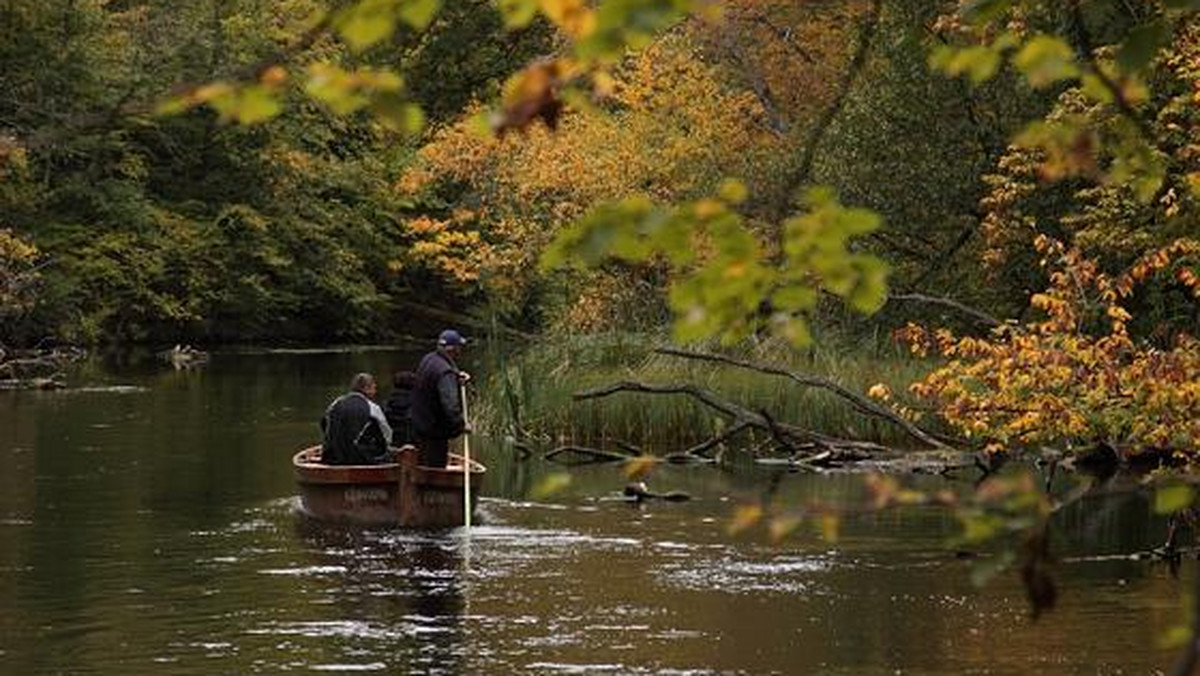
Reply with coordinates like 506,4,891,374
344,488,389,504
420,491,457,507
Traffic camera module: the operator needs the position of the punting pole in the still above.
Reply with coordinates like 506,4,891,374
461,381,471,530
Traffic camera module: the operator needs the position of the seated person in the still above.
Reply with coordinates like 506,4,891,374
320,373,393,465
384,370,417,447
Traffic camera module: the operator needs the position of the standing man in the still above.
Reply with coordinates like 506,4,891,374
320,373,393,465
410,330,470,468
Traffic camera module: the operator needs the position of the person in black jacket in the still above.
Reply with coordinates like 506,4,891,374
410,330,471,468
384,370,417,446
320,373,393,465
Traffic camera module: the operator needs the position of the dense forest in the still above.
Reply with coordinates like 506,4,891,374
1,0,552,344
2,0,1199,454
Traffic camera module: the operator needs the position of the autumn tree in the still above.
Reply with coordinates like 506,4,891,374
397,1,876,332
890,1,1200,457
0,228,41,345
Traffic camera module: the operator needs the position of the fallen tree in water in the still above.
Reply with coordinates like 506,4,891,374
654,346,955,449
566,345,960,469
575,380,899,460
0,345,85,390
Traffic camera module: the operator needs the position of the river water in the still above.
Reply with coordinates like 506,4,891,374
0,348,1187,674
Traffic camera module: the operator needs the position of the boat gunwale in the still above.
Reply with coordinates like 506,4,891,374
292,445,485,486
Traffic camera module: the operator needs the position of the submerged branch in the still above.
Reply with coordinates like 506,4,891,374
654,347,951,450
668,420,753,462
544,444,634,465
0,345,84,390
576,380,754,421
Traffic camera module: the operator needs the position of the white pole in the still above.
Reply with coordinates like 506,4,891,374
461,381,471,530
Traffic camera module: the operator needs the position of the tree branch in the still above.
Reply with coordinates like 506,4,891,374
1067,0,1156,145
669,420,752,461
23,12,334,151
771,0,883,221
574,379,895,454
712,15,788,135
886,292,1004,328
731,10,815,64
653,347,952,450
544,444,634,465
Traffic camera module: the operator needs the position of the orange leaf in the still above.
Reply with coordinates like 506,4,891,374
727,504,764,536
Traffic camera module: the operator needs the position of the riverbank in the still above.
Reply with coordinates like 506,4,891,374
471,331,951,457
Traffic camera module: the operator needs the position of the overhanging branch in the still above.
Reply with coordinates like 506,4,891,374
574,380,895,454
654,347,952,450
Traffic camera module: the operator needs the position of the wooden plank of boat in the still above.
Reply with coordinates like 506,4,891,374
293,445,485,527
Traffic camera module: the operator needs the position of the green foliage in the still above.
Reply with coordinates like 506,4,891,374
334,0,443,51
199,83,285,125
575,0,696,62
813,0,1047,323
0,0,559,345
305,64,404,115
543,182,888,346
783,187,888,316
1012,35,1080,88
929,43,1006,84
497,0,540,28
3,0,1197,371
928,1,1194,209
152,0,702,132
970,15,1200,339
1117,20,1171,73
402,0,554,122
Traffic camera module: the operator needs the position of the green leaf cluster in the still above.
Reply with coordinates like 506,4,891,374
542,181,888,346
928,1,1194,212
334,0,443,51
575,0,695,62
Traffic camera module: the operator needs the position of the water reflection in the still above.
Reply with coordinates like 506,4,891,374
292,519,467,674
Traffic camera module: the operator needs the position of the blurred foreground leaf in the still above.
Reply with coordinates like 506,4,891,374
530,472,572,500
817,514,840,543
1155,485,1196,515
623,455,658,480
727,504,764,536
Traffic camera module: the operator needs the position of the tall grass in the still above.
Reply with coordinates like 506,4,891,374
472,330,941,451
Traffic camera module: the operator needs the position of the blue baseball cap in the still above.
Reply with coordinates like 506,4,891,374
438,329,467,347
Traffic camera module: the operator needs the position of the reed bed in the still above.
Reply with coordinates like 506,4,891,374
472,331,941,451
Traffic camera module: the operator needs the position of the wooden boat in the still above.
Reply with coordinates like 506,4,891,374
292,445,485,527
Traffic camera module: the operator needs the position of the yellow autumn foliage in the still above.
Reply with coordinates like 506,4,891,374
395,3,861,326
975,16,1200,305
904,236,1200,456
0,228,41,321
397,34,789,323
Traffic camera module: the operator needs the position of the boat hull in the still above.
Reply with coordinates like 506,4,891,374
292,445,484,527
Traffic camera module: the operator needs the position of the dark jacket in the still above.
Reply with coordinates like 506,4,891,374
321,392,393,465
410,350,464,439
383,386,414,445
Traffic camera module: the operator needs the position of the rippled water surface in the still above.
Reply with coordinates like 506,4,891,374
0,349,1188,674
